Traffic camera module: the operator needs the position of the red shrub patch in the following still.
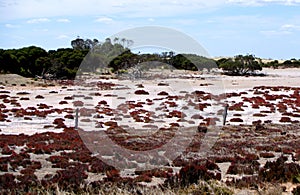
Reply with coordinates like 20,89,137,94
104,121,118,127
16,92,29,95
165,101,177,107
230,118,243,122
80,118,91,122
253,113,267,117
157,91,169,96
98,100,107,105
169,123,180,127
280,117,292,123
20,97,30,100
198,125,208,133
260,152,275,158
191,114,204,119
167,110,185,118
158,82,169,86
64,114,74,119
64,96,73,100
136,84,144,88
35,95,44,99
203,117,219,125
134,90,149,95
73,101,84,107
38,103,50,109
229,102,244,111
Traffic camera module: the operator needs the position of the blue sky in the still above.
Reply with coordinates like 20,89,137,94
0,0,300,59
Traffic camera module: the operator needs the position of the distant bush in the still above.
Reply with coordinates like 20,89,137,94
218,55,262,76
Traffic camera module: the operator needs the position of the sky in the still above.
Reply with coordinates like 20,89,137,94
0,0,300,59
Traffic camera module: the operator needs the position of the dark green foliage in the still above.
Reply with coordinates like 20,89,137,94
108,51,216,73
180,54,216,71
264,60,280,68
0,46,48,76
218,54,262,75
0,37,129,79
6,38,299,79
0,46,87,79
169,54,197,70
108,50,138,72
47,48,88,79
71,37,99,50
282,59,300,68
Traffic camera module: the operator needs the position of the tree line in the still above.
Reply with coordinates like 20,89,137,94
1,37,299,79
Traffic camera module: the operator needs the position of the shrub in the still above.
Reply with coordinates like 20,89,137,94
134,90,149,95
259,156,300,183
218,55,262,76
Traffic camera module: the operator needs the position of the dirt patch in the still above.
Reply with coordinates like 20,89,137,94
0,74,43,87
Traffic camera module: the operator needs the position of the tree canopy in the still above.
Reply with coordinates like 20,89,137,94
1,37,299,79
0,37,129,79
217,54,262,76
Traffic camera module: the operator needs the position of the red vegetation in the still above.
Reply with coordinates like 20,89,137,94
203,117,219,125
158,82,169,86
64,96,73,100
229,102,244,111
157,91,169,96
260,152,275,158
73,101,84,107
191,114,204,119
35,95,44,99
253,113,267,117
134,90,149,95
167,110,185,118
280,117,292,123
230,118,243,122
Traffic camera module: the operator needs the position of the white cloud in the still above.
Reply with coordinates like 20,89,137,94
94,17,113,24
56,34,69,39
27,18,50,24
173,19,198,26
209,14,270,27
57,18,70,23
5,23,20,28
0,0,300,21
280,24,300,31
226,0,300,6
0,0,227,21
33,28,49,32
1,0,300,22
260,30,292,35
260,23,300,36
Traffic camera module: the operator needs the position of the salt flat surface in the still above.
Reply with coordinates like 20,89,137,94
0,68,300,135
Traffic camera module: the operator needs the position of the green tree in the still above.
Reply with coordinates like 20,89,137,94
219,54,262,75
170,54,197,70
34,56,52,76
108,50,138,72
0,49,19,73
71,37,99,50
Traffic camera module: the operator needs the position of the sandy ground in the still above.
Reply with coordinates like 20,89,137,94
218,68,300,92
1,68,300,135
0,74,44,87
1,67,299,91
0,69,299,193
